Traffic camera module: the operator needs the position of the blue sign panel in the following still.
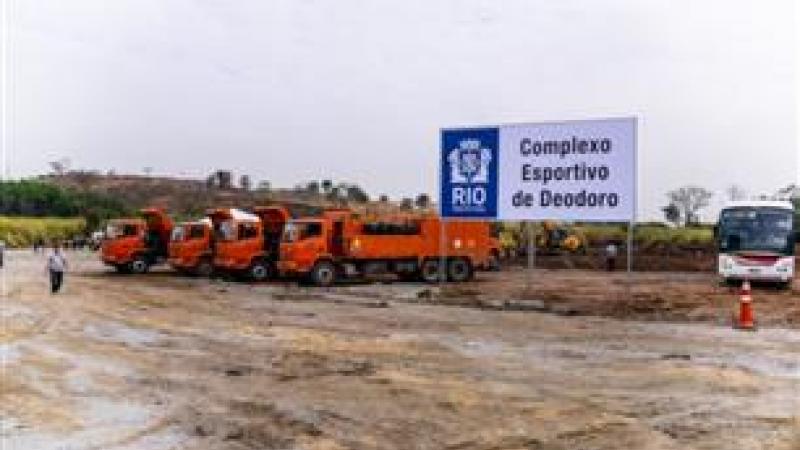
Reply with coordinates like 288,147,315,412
440,127,499,218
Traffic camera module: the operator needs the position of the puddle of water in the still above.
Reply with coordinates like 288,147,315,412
2,399,187,450
83,323,163,348
694,353,800,379
0,343,21,363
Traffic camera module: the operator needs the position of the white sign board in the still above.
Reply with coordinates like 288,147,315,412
441,117,636,221
498,118,636,221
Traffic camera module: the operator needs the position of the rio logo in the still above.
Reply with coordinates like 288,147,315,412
448,139,491,207
441,127,498,218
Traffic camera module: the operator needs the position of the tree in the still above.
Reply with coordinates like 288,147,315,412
49,158,71,176
415,193,430,209
399,198,413,210
777,184,799,199
666,186,713,226
306,181,320,195
327,186,341,201
345,184,369,203
379,194,389,203
725,185,746,202
661,203,680,227
239,174,252,191
321,179,333,194
256,180,271,192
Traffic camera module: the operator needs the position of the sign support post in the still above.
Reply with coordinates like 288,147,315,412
439,218,447,287
527,222,535,291
627,221,633,273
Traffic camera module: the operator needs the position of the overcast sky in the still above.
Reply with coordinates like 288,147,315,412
3,0,798,220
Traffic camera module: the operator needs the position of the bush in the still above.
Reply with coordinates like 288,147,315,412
0,180,130,229
0,217,86,248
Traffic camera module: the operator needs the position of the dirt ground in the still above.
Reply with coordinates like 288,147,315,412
1,251,798,450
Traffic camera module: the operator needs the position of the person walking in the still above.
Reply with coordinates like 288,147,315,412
46,244,68,294
604,241,618,272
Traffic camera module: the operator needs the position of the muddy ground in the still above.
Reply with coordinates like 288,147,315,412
1,251,798,449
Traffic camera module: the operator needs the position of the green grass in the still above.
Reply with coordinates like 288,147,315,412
0,216,87,248
577,224,714,247
498,222,715,249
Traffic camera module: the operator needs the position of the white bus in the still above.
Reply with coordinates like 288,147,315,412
716,200,796,287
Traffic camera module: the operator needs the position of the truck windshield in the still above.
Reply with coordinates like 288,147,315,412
171,227,186,242
172,225,205,242
718,207,794,256
189,224,206,239
218,220,237,241
282,222,323,242
106,222,139,239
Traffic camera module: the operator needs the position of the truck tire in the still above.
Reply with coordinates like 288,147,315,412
310,260,337,287
196,258,214,278
420,259,443,283
249,260,270,282
448,258,473,282
115,264,131,274
130,257,150,274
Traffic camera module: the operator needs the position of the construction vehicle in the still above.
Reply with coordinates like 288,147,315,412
168,218,214,276
167,208,249,277
101,208,174,274
278,211,496,286
213,206,291,281
536,221,586,254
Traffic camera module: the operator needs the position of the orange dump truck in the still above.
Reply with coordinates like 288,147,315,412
213,206,291,281
101,208,174,274
167,218,214,276
278,212,498,286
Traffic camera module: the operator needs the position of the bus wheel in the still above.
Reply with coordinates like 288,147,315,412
130,257,150,274
249,260,270,282
311,261,336,287
196,259,214,278
421,259,443,283
448,258,473,282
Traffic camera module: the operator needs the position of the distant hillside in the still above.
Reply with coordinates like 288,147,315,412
39,172,423,222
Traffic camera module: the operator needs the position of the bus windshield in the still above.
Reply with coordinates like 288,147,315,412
718,207,794,256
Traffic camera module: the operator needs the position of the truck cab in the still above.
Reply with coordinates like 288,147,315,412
213,206,290,281
168,218,214,276
101,208,173,274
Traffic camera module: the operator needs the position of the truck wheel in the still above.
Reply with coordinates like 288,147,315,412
115,264,131,274
448,258,473,282
249,260,270,282
420,259,443,283
310,261,337,287
130,257,150,274
196,259,214,278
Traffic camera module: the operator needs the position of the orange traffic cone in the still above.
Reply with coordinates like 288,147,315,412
736,280,755,331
